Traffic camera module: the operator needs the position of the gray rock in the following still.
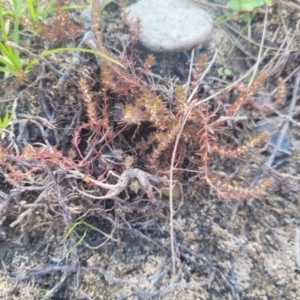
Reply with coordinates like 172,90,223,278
125,0,213,53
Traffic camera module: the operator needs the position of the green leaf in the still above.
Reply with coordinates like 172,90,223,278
27,0,38,23
228,0,242,11
228,0,266,11
12,0,22,60
0,66,17,75
0,44,22,71
0,56,16,69
224,68,233,76
0,110,14,130
24,58,39,72
0,6,9,42
217,67,224,77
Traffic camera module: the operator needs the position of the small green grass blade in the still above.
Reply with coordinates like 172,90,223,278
0,42,22,70
0,109,14,130
41,48,125,68
0,6,9,42
27,0,38,23
12,0,22,60
0,56,16,69
0,66,17,75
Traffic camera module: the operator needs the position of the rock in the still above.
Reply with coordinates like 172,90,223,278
256,119,292,158
125,0,213,53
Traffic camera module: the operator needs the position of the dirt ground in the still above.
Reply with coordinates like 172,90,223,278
0,0,300,299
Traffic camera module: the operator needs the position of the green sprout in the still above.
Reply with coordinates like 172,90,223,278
217,67,233,80
0,1,24,78
0,109,14,139
36,287,49,297
0,0,123,80
61,220,120,259
26,0,57,24
27,0,88,26
227,0,273,11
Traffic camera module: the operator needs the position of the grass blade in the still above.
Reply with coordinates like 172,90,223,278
41,47,124,68
0,42,22,70
27,0,38,23
0,66,17,76
12,0,21,60
0,6,9,42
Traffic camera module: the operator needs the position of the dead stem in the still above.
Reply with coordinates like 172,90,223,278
248,8,268,87
267,71,300,167
41,270,67,300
